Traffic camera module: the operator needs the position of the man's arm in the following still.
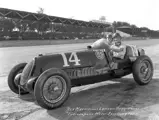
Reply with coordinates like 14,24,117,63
111,45,127,59
110,45,124,52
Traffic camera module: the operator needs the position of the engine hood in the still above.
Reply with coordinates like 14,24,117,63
33,53,65,76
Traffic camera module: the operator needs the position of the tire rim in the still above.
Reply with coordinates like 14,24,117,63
42,75,67,103
139,60,152,82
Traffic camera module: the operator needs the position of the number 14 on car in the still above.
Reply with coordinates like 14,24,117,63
61,52,81,67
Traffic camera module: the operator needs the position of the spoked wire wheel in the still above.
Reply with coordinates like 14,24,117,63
132,55,154,85
42,75,67,103
34,68,71,109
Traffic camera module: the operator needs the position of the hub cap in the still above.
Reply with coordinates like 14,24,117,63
139,60,152,82
42,75,67,103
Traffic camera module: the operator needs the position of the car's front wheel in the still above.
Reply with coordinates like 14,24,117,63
8,63,29,95
34,68,71,109
132,55,154,85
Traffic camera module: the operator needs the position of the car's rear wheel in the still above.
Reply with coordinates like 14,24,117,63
132,55,154,85
8,63,29,95
34,68,71,109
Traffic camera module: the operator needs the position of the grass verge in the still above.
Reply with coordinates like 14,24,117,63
0,39,96,48
0,37,158,48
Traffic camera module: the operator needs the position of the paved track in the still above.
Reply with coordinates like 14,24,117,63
0,39,159,120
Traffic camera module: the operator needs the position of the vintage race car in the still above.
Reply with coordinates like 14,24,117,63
8,44,154,109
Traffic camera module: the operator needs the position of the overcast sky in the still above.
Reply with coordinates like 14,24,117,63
0,0,158,30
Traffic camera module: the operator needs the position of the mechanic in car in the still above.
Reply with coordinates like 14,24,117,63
110,33,126,59
88,33,114,50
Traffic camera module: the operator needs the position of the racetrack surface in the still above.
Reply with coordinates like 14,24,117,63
0,39,159,120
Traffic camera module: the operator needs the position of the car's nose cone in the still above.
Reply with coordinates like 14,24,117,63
20,59,35,85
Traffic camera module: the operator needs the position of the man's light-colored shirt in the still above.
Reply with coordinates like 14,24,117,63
111,44,126,59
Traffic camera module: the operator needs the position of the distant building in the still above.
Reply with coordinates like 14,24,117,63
90,20,111,25
12,27,19,31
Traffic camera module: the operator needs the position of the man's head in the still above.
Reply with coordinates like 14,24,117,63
106,34,113,44
112,33,122,46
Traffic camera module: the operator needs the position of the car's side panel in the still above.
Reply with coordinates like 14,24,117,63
63,49,109,68
33,49,110,78
71,72,114,86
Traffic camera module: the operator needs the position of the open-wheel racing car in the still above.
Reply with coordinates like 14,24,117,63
8,43,154,109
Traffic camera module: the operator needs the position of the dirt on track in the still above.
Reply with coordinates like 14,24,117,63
0,39,159,120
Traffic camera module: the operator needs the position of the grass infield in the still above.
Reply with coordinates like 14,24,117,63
0,37,158,48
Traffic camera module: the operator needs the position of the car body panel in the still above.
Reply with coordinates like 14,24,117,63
20,44,145,90
32,49,110,77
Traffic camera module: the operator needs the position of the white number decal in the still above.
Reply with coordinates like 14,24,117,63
61,52,81,67
69,52,81,66
61,53,69,67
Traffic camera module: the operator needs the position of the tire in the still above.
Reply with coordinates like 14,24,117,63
8,63,29,95
34,68,71,109
132,55,154,85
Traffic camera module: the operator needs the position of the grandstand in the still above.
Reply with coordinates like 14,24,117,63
0,7,158,40
117,26,159,38
117,26,133,35
0,8,111,40
116,30,132,37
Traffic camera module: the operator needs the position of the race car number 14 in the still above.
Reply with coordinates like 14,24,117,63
61,52,81,67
